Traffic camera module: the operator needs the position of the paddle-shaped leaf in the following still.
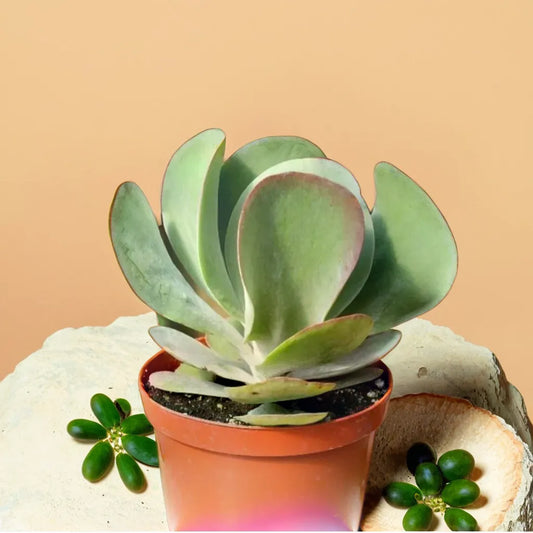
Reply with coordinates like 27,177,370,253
109,182,241,343
257,314,373,377
233,403,329,426
290,329,400,380
174,363,215,381
227,377,335,404
156,313,199,338
333,367,383,389
238,173,365,354
161,128,242,318
342,163,458,331
218,136,325,247
224,157,374,308
205,331,242,362
148,370,229,398
204,317,259,364
149,326,255,383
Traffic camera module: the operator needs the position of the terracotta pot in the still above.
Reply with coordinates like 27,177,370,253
139,350,393,531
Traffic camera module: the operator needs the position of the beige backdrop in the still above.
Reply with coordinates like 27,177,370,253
1,1,532,414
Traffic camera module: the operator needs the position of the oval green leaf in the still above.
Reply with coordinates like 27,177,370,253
116,452,147,492
90,393,121,429
148,370,230,398
289,329,400,380
149,326,254,383
174,362,215,381
67,419,108,441
121,435,159,467
238,173,365,353
444,508,478,531
343,162,458,332
218,135,326,247
120,414,154,436
438,449,475,481
383,481,422,508
109,181,242,344
224,157,374,310
226,377,335,404
257,314,373,377
402,503,433,531
233,403,329,426
206,321,253,364
332,366,383,389
82,441,114,482
441,479,480,507
114,398,132,419
161,128,242,318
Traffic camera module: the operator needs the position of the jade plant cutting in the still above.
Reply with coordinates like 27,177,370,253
67,394,159,492
383,442,480,530
109,129,457,426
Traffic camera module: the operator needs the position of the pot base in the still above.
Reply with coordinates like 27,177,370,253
158,429,375,531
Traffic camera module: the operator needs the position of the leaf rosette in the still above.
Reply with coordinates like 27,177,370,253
110,129,457,426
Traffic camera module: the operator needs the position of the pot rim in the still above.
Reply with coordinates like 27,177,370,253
139,349,393,456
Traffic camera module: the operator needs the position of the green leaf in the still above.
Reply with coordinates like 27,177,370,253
343,162,458,332
226,377,335,404
238,173,365,353
233,403,329,426
205,331,241,361
109,182,241,343
161,128,242,318
174,362,215,381
257,314,373,377
149,326,255,383
224,157,374,309
289,329,401,380
156,313,199,338
332,366,384,390
148,370,230,398
218,135,326,248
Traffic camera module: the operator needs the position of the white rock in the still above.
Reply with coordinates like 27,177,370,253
388,319,533,449
0,313,166,531
1,315,531,530
378,319,533,531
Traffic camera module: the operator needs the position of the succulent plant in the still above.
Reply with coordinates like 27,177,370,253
67,393,158,492
109,129,457,426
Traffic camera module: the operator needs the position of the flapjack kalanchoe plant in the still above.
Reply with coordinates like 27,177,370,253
110,129,457,426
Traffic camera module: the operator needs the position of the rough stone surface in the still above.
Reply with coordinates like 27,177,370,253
390,319,533,449
0,313,166,531
382,319,533,531
1,314,532,530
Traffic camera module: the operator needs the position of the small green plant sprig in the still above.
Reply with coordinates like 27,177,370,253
383,442,481,531
67,393,159,493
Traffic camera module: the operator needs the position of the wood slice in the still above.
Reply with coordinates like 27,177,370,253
361,393,533,531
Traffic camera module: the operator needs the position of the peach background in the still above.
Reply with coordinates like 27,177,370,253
1,1,532,414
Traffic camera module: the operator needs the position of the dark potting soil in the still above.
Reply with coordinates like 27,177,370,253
145,369,389,425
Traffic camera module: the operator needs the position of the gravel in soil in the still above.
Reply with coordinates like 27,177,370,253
146,369,389,425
